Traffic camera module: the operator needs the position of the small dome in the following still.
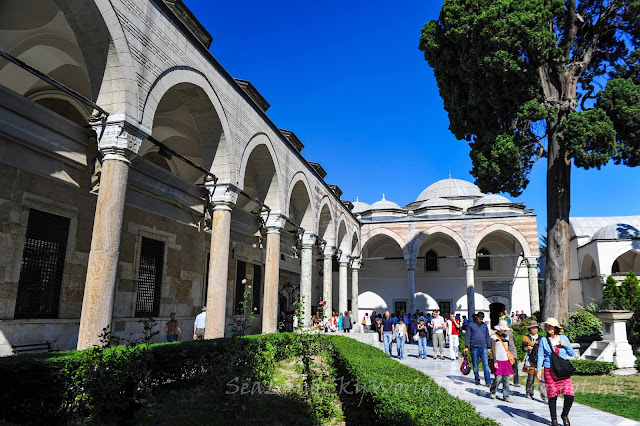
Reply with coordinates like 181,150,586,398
416,178,482,202
473,194,512,206
351,196,369,214
592,223,640,241
419,197,458,209
369,193,402,211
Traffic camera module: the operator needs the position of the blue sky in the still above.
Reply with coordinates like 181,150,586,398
185,0,640,232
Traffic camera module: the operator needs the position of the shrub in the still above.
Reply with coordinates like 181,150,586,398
570,359,616,375
327,335,496,425
564,308,603,343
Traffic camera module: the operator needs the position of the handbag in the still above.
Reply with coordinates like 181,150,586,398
361,318,366,325
546,337,575,379
495,333,516,365
413,333,419,342
460,357,471,375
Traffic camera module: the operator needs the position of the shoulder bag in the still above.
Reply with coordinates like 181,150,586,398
496,333,516,365
546,337,575,379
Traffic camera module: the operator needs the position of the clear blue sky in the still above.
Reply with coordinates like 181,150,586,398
185,0,640,232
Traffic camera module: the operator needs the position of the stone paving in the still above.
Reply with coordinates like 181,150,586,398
363,336,640,426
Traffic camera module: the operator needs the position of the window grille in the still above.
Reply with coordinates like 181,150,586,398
15,209,70,319
235,260,247,315
252,264,262,313
425,250,438,272
478,248,491,271
135,237,164,317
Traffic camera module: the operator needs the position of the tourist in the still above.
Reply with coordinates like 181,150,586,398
293,310,299,330
537,318,575,426
363,312,371,331
416,318,429,359
392,312,398,326
430,310,446,359
504,321,519,387
342,311,352,333
193,306,206,340
164,312,181,342
446,312,461,360
522,320,546,402
376,315,383,341
489,320,514,402
461,315,468,333
381,311,394,355
463,312,492,386
394,316,409,359
403,311,410,328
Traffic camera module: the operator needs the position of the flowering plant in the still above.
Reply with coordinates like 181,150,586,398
319,301,326,307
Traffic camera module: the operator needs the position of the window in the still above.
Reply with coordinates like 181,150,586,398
252,264,262,313
394,300,407,315
425,250,438,272
478,248,491,271
15,209,70,319
135,237,164,317
438,301,452,317
235,260,247,315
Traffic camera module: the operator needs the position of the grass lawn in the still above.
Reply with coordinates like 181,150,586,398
572,373,640,422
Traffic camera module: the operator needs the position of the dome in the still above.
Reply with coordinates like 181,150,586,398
416,178,482,202
592,223,640,241
351,196,370,214
419,197,459,209
473,194,512,206
369,193,402,211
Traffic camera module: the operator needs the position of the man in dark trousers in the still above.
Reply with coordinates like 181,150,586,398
463,312,492,386
342,311,352,333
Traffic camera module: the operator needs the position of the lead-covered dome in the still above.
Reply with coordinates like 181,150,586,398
416,178,482,202
592,223,640,241
473,194,512,206
351,196,369,214
369,193,402,211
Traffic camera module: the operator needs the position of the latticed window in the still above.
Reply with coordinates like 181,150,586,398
425,250,438,271
478,248,491,271
15,209,70,319
252,263,262,313
135,237,164,317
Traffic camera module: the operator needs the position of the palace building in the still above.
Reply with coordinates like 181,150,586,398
0,0,539,355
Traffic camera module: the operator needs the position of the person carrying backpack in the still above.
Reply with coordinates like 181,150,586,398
522,320,546,402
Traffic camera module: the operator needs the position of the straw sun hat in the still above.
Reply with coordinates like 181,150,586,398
542,317,561,328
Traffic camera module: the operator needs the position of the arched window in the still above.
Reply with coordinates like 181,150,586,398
425,250,438,272
478,248,491,271
612,259,620,274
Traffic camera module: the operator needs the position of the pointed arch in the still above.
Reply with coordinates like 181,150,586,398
238,133,284,212
410,225,470,259
470,224,532,258
286,172,315,232
361,227,409,259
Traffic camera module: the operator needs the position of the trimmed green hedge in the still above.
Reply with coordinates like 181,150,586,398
327,335,497,426
570,359,616,375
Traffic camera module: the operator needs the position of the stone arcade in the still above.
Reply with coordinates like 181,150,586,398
0,0,539,355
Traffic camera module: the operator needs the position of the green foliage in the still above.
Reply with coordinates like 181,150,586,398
602,275,622,301
569,359,616,375
228,290,255,337
564,308,603,343
419,0,640,196
328,335,496,425
599,271,640,345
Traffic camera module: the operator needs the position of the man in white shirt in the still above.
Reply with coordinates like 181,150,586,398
430,310,446,359
193,306,206,340
446,312,461,360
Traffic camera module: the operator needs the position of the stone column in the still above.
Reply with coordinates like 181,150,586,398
465,258,476,318
322,246,334,318
351,258,361,332
77,122,147,350
526,258,541,314
203,183,239,339
338,255,349,315
300,233,316,328
406,258,416,315
261,213,286,334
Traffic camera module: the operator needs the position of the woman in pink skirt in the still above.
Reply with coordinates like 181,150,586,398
489,320,514,402
537,317,575,426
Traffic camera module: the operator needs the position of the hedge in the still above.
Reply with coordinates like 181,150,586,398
327,335,497,426
570,359,616,375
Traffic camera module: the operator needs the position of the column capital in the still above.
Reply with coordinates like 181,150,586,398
205,181,239,209
463,258,476,268
351,258,362,269
323,245,335,258
92,119,149,161
405,258,416,270
261,211,286,234
526,257,538,268
301,232,317,248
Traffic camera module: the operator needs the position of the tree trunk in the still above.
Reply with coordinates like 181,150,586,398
543,114,572,323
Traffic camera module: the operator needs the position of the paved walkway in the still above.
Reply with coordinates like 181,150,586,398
364,336,639,425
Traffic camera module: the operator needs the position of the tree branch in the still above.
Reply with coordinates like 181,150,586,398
560,0,577,59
